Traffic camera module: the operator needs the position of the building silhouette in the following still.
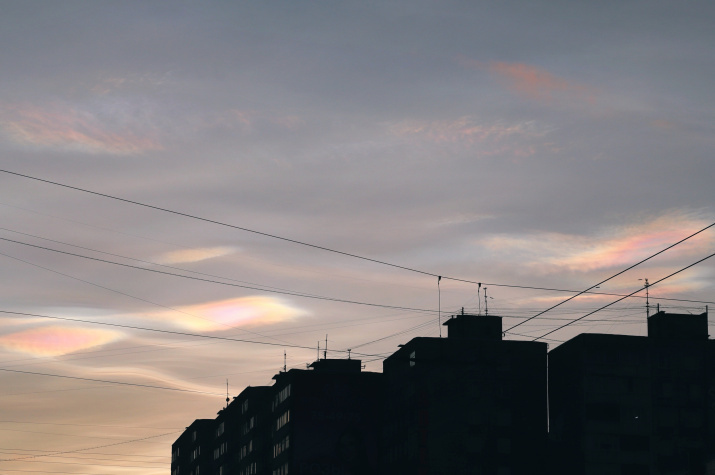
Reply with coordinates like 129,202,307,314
172,419,214,475
381,313,547,474
549,310,714,475
271,358,383,475
172,309,714,475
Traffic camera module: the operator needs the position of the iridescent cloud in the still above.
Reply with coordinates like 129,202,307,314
155,246,236,265
387,116,551,156
458,57,596,103
150,296,307,332
0,103,162,154
482,212,714,273
0,326,123,357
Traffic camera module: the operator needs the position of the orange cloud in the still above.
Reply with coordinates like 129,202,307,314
0,326,123,357
483,212,714,273
459,57,595,103
155,246,236,265
0,103,162,154
150,296,307,332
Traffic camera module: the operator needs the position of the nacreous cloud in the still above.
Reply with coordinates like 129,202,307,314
0,103,162,154
482,211,713,273
155,246,237,265
151,296,307,332
0,326,123,357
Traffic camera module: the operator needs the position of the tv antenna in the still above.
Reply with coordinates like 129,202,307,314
225,379,229,408
639,278,650,317
477,282,482,315
438,276,442,338
484,287,489,316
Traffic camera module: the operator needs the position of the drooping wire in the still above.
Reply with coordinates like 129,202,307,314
532,250,715,341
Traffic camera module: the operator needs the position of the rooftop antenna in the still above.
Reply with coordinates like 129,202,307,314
317,340,320,361
639,278,650,317
477,283,482,316
438,276,442,338
484,287,489,316
324,334,328,360
283,350,287,373
347,349,351,359
461,307,464,315
225,379,229,408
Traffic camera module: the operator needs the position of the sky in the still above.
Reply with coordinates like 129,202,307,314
0,1,714,473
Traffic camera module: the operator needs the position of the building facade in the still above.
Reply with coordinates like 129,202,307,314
549,311,715,475
381,313,548,475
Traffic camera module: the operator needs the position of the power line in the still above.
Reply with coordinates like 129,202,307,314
533,250,715,341
0,168,439,275
0,310,384,358
0,236,438,315
0,430,178,463
0,226,326,299
0,368,223,396
4,169,712,305
505,220,715,333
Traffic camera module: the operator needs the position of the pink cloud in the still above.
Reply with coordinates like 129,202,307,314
459,57,596,103
0,326,123,357
483,212,714,273
0,103,162,154
149,296,307,332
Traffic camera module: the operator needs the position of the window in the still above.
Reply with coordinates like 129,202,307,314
241,462,257,475
274,384,291,407
409,351,416,367
239,440,253,461
273,435,290,458
242,399,249,414
276,410,290,431
216,422,224,438
192,431,197,442
242,416,256,435
273,463,289,475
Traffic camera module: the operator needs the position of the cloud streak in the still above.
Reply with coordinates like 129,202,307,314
459,57,596,103
482,211,714,273
0,103,162,154
155,247,237,265
0,326,123,357
387,116,552,156
149,296,307,332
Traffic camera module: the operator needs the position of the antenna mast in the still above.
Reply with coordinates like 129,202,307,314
225,379,229,408
484,287,489,316
640,278,650,317
324,334,327,360
438,276,442,338
283,350,287,372
477,283,482,315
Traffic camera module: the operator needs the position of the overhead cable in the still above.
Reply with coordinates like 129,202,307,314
4,169,712,305
533,250,715,341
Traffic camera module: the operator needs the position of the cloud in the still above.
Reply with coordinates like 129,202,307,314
149,296,307,332
459,57,596,103
0,103,162,154
155,246,237,265
387,116,552,156
482,211,714,273
0,326,123,357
